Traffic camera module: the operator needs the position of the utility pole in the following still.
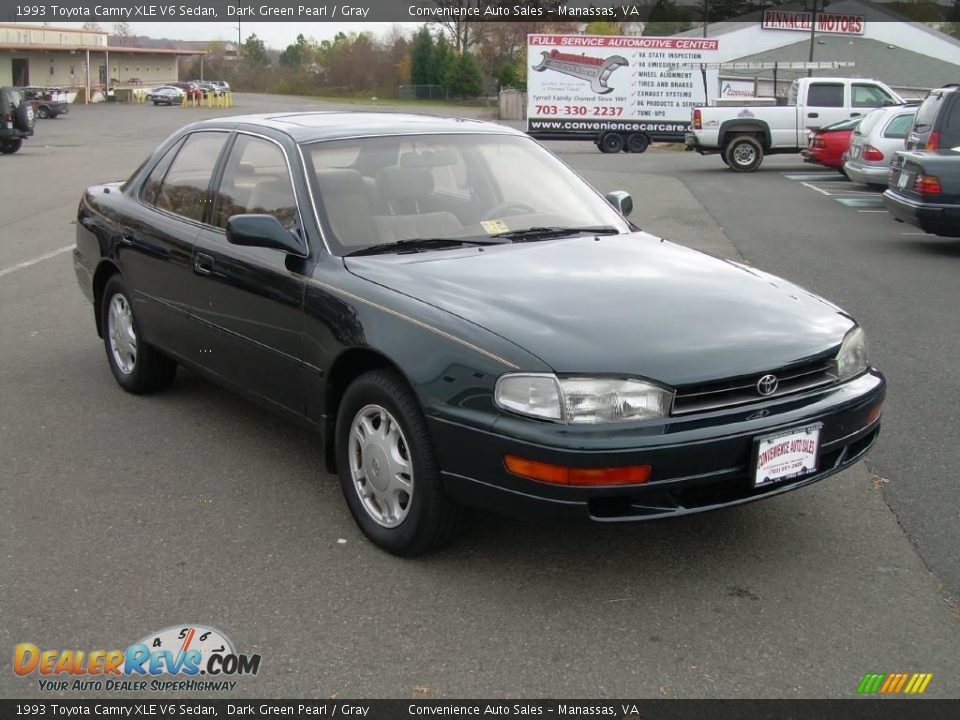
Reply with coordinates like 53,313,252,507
808,0,820,77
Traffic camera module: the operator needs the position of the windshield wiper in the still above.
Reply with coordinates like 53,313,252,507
493,226,621,242
346,237,510,257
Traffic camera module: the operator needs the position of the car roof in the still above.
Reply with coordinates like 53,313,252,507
193,111,526,144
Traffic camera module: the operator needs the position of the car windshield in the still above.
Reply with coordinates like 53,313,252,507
301,133,631,256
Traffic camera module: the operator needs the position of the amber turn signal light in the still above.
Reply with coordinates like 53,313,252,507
504,455,651,486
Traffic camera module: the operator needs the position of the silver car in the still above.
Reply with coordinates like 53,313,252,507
844,104,917,187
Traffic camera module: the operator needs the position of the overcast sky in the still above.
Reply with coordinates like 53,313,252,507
56,22,417,48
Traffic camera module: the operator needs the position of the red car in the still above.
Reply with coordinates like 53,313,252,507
801,117,861,171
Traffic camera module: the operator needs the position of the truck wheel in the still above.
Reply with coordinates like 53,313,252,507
625,133,650,153
0,139,23,154
37,105,50,119
598,132,624,154
724,136,763,172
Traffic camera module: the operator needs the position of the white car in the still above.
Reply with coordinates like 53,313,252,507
843,104,919,187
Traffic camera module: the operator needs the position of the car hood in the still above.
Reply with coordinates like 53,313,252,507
344,234,854,386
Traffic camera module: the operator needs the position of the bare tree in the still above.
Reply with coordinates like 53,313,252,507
113,22,132,47
81,21,104,33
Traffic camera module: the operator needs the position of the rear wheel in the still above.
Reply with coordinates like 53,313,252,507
335,370,461,556
724,136,764,172
625,132,650,154
598,132,625,154
101,276,177,394
0,139,22,154
37,105,49,119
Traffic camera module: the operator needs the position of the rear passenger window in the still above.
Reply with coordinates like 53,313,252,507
213,134,298,229
139,138,184,205
153,132,228,222
883,114,914,139
807,83,844,108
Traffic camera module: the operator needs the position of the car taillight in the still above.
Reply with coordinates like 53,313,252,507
925,131,940,150
914,175,942,194
693,109,702,130
813,137,825,148
863,145,884,161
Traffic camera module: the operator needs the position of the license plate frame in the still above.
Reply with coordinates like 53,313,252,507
753,423,823,488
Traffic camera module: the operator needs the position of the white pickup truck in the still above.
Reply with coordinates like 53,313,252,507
685,77,904,171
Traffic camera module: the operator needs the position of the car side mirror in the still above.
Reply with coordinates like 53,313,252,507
605,191,633,217
226,214,306,256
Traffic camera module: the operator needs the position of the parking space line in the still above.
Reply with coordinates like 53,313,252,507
783,172,847,181
800,182,833,196
836,198,885,208
0,245,73,279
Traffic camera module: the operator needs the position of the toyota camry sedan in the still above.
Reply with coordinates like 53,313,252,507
73,112,885,555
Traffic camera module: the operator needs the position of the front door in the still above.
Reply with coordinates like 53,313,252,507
189,132,309,414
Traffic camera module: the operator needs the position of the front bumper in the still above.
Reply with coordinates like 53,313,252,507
430,371,885,523
844,161,888,186
883,190,960,237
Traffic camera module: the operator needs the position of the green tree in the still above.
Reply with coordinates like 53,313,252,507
497,61,523,90
410,26,434,85
431,34,456,87
279,33,313,68
445,51,484,98
643,0,694,36
585,21,621,36
241,33,268,67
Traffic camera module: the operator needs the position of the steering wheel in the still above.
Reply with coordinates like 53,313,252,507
482,201,536,221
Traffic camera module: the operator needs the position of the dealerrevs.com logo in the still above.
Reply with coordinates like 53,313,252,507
14,625,261,692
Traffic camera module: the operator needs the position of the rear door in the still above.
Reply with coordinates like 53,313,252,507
119,131,229,357
801,82,846,142
189,131,309,414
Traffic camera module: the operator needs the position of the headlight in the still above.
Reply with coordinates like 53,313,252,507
833,326,868,381
495,374,673,424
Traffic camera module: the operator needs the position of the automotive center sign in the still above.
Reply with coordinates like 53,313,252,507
762,9,866,35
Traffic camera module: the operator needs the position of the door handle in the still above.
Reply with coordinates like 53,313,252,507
807,112,819,118
118,231,135,246
194,253,214,276
850,112,861,117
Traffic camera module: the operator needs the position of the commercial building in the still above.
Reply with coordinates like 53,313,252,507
0,23,205,100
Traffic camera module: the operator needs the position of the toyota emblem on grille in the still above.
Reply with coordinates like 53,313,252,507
756,374,779,396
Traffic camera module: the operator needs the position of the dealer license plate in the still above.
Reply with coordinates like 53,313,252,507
754,423,822,488
897,171,912,189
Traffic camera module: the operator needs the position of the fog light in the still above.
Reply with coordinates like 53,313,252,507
504,455,651,486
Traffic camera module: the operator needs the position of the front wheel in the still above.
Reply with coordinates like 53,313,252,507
724,136,764,172
0,139,22,154
101,276,177,394
37,105,49,119
335,370,461,556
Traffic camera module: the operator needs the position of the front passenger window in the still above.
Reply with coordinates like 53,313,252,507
213,135,298,229
153,132,228,222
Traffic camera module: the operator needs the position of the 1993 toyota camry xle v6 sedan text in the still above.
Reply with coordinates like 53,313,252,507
73,112,885,555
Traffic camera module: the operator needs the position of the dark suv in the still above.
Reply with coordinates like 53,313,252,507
1,86,35,154
906,84,960,150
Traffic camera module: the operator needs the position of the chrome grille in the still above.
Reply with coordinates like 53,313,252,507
672,358,836,415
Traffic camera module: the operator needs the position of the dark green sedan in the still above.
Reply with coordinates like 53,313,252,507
73,112,885,555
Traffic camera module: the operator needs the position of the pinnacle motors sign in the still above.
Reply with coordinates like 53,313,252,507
762,9,866,35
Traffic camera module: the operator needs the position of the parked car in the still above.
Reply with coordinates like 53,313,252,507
905,84,960,151
145,86,185,106
884,149,960,237
1,86,35,154
20,86,70,118
800,117,861,171
207,80,230,92
687,77,902,171
73,113,885,555
172,82,204,101
195,81,222,97
844,104,917,187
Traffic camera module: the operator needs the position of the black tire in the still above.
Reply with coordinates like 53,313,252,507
335,370,461,556
598,132,625,154
724,136,764,172
37,105,49,119
100,276,177,394
152,100,160,106
720,153,730,167
14,102,35,132
0,139,22,154
625,132,650,154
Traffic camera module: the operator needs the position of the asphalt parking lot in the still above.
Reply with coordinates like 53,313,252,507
2,95,959,699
